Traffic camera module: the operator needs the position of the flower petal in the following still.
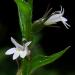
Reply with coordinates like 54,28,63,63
62,21,70,29
19,50,27,58
11,37,23,49
13,51,20,60
50,14,61,20
5,48,16,55
51,6,64,16
25,41,32,47
61,17,67,22
44,14,62,25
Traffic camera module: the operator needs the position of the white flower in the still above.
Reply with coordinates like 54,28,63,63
44,6,70,29
5,37,31,60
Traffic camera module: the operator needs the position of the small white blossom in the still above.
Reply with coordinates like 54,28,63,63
5,37,31,60
44,6,70,29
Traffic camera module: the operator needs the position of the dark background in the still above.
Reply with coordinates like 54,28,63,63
0,0,73,75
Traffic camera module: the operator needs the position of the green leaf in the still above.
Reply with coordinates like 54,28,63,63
30,46,71,74
15,0,32,40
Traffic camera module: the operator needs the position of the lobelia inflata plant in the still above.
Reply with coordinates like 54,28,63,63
4,0,71,75
5,37,31,60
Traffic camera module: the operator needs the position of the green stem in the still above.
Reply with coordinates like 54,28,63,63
15,0,33,75
16,68,22,75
